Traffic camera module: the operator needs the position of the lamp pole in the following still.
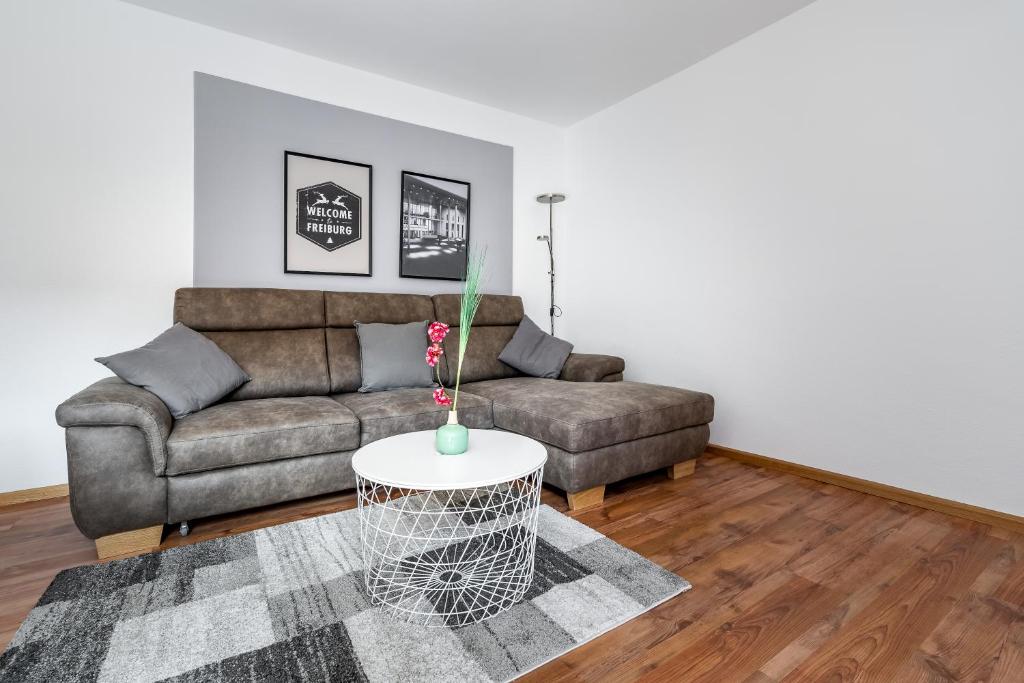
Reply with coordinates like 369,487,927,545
536,193,565,335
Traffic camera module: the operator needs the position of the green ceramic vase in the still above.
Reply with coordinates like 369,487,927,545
436,411,469,455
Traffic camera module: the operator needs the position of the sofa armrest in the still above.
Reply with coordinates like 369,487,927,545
56,377,172,475
558,353,625,382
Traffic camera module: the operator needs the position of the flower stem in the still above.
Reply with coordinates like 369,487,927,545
453,359,462,412
453,249,485,413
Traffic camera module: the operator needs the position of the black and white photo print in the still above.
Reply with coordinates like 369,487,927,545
399,171,470,281
285,151,372,276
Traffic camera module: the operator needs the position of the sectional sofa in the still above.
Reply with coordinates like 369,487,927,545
56,288,714,558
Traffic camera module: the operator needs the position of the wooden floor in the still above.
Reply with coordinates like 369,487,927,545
2,454,1023,681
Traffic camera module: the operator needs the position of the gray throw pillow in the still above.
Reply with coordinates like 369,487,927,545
96,323,250,418
355,321,434,392
499,315,574,379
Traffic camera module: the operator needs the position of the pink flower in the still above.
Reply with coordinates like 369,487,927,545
425,343,444,367
428,321,450,344
433,387,452,407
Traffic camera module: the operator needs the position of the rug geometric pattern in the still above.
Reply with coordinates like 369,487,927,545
0,505,690,682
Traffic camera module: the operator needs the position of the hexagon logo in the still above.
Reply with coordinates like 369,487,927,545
296,181,362,251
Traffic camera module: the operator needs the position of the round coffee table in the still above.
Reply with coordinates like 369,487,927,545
351,429,547,627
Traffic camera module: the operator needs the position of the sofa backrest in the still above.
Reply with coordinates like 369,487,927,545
432,294,524,385
173,288,524,398
324,291,436,393
174,288,330,400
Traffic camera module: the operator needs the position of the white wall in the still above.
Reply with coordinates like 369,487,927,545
0,0,564,492
564,0,1024,514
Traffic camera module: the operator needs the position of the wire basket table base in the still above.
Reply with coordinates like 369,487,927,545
356,466,544,627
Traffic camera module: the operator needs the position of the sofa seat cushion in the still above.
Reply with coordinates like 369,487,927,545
460,378,714,453
333,388,493,445
165,397,360,475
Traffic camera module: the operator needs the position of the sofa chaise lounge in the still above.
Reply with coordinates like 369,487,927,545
56,288,714,558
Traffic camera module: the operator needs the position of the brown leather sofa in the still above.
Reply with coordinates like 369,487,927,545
56,288,713,558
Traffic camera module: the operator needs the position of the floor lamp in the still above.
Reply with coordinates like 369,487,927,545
536,193,565,335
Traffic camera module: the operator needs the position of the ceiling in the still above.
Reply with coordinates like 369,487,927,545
122,0,816,125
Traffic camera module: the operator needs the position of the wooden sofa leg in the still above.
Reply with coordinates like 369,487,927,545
567,485,605,511
94,524,165,560
667,460,697,480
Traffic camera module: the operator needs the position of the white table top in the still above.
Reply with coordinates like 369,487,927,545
351,429,547,490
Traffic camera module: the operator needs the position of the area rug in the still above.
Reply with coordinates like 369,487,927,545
0,504,689,682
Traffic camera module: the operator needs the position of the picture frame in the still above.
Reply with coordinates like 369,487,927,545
399,171,471,281
284,151,372,276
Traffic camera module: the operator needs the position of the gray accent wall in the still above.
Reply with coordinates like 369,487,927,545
194,73,513,293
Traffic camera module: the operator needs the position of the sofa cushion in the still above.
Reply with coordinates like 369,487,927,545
499,315,573,379
174,288,325,330
558,353,626,382
165,397,360,475
326,291,438,394
433,294,523,384
354,321,433,392
200,329,330,400
333,388,493,445
174,288,331,400
438,326,521,385
95,323,250,418
432,293,524,327
460,378,714,452
326,291,436,327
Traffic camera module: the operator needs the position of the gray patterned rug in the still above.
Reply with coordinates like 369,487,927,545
1,505,689,682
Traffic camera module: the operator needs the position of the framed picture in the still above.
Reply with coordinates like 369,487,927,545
399,171,471,281
284,151,372,276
